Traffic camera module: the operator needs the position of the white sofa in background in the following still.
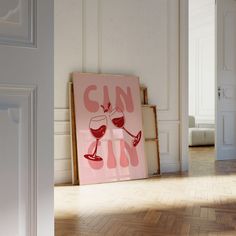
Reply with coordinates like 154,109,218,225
189,116,215,146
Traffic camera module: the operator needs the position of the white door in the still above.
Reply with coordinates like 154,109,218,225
216,0,236,160
0,1,54,236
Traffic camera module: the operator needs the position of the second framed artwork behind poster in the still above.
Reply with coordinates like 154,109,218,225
73,73,148,185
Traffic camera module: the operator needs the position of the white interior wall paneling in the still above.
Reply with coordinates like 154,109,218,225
54,0,180,183
55,0,179,121
90,0,179,121
54,135,72,184
54,109,72,184
54,0,83,108
54,134,71,160
189,0,215,124
54,108,70,121
158,121,180,173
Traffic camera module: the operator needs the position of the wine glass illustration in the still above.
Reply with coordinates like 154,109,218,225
109,107,142,147
84,115,107,161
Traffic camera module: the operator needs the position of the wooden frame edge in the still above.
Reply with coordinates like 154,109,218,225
69,82,80,185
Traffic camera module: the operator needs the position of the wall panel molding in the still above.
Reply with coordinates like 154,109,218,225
82,0,100,73
54,107,72,184
159,132,170,154
82,0,179,120
0,84,37,236
0,0,37,47
160,0,170,112
82,0,86,71
54,108,70,121
54,0,181,183
158,122,180,172
54,121,70,135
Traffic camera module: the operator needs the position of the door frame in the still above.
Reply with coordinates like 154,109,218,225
180,0,217,171
180,0,189,172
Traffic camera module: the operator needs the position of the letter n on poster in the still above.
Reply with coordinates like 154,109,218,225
73,73,148,185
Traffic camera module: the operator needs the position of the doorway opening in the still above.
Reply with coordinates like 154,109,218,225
188,0,216,175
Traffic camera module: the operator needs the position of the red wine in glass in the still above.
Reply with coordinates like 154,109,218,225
84,115,107,161
110,108,141,147
90,125,107,139
111,116,124,128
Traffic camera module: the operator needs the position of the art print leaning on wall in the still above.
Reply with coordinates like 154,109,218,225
73,73,148,185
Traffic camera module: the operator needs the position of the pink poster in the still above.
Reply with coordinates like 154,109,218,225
73,73,148,185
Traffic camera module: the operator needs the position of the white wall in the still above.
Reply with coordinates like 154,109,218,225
54,0,180,184
189,0,215,126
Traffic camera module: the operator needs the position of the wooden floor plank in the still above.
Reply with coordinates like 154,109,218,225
55,147,236,235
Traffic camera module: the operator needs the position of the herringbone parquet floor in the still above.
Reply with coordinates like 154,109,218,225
55,147,236,235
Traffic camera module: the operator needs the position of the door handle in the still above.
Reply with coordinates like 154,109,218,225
218,87,221,99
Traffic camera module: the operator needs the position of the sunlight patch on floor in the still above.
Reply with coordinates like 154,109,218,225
55,174,236,217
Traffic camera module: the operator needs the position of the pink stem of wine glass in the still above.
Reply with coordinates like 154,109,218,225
92,139,99,156
122,127,136,138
